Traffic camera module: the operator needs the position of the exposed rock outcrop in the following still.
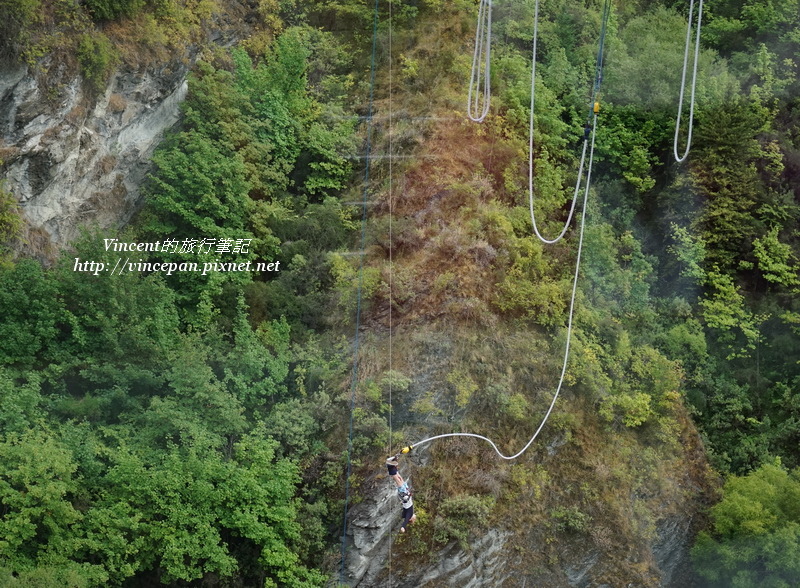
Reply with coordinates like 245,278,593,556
0,0,257,256
342,473,515,588
0,57,189,253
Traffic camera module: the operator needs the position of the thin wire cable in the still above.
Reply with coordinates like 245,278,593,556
388,0,394,583
409,112,598,458
528,0,610,244
467,0,492,122
339,0,381,582
674,0,703,163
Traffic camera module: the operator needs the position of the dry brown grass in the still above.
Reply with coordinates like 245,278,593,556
362,115,524,329
0,145,20,165
107,93,126,113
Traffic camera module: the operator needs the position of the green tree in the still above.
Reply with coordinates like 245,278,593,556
87,436,323,586
0,429,108,586
0,259,65,369
752,226,799,288
76,32,119,92
0,182,22,266
0,0,40,60
693,460,800,586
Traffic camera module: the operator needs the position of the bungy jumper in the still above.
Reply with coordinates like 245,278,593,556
386,454,416,533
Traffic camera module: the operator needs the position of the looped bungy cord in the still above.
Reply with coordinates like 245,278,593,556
339,0,381,583
410,112,599,458
674,0,703,163
407,0,611,461
467,0,492,122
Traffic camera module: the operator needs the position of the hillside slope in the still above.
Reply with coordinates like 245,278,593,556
332,5,720,585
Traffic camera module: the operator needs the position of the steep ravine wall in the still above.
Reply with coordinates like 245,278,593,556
344,476,515,588
337,328,715,588
342,454,705,588
0,57,190,254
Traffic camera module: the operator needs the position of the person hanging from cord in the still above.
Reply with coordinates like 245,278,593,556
386,454,416,533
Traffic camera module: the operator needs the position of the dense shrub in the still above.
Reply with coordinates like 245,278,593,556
82,0,144,21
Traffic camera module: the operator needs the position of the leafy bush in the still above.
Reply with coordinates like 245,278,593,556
550,506,592,534
692,461,800,587
432,495,492,549
76,32,119,92
0,259,64,368
0,0,41,60
0,183,22,266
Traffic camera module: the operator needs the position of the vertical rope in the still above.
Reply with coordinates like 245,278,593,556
588,0,611,112
528,0,610,244
339,1,381,583
467,0,492,122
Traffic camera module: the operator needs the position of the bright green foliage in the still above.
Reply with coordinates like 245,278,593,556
224,310,291,408
264,398,321,458
492,209,564,327
0,260,64,368
137,335,248,446
0,183,22,266
329,252,382,315
591,341,682,429
570,222,684,431
670,224,708,282
657,316,709,386
0,429,109,585
752,226,799,287
0,371,42,434
147,131,250,236
700,269,767,359
447,368,478,408
73,436,323,586
692,461,800,586
550,505,592,533
670,225,767,359
494,242,565,327
599,390,654,428
596,106,671,193
0,0,40,60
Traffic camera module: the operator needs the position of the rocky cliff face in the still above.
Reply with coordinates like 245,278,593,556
342,468,515,588
0,57,190,255
342,450,707,588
